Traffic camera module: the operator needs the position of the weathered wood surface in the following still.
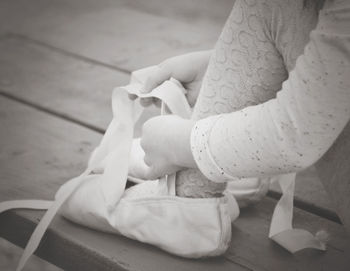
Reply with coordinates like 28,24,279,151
0,96,349,271
0,0,232,71
0,37,129,132
316,122,350,234
0,97,99,202
229,198,350,271
0,36,336,217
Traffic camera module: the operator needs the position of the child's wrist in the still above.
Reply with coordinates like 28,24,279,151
171,119,197,169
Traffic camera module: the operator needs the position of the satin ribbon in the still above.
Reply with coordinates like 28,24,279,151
0,66,327,270
269,173,327,252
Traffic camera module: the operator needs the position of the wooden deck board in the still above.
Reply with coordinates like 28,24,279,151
0,37,129,132
0,0,232,71
0,37,336,216
0,96,100,202
316,123,350,234
228,198,350,271
0,96,349,270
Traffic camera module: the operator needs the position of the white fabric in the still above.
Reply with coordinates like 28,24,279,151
0,67,239,270
57,72,238,258
269,173,326,252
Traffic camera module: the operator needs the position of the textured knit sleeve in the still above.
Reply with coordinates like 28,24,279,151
191,0,350,182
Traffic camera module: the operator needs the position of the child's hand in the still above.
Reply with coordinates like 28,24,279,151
139,115,197,180
140,50,212,107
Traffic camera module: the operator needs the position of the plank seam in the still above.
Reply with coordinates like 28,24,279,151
0,32,13,41
0,90,105,134
225,256,256,271
5,32,132,75
267,190,341,224
0,211,130,271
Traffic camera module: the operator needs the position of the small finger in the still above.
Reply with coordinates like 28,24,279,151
143,66,171,93
143,76,160,93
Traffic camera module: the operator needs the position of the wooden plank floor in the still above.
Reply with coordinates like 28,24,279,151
0,0,232,71
0,0,349,270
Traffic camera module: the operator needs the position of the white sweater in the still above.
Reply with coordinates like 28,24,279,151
191,0,350,183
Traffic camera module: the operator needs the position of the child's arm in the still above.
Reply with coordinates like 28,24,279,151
140,0,350,182
191,0,350,182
